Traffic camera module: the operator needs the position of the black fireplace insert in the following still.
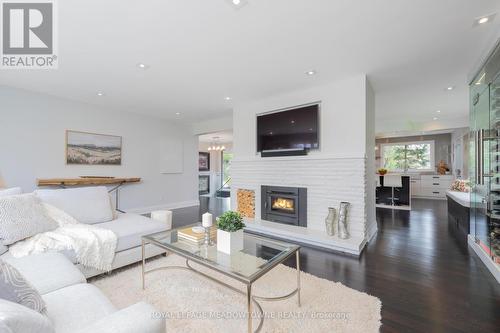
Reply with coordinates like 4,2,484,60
261,186,307,227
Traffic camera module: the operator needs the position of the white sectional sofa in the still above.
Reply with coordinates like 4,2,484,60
1,186,169,278
1,252,165,333
0,186,170,332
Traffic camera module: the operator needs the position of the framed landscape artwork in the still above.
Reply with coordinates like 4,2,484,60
199,175,210,195
66,130,122,165
199,152,210,171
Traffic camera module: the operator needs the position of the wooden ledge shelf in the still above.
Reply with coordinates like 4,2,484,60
37,177,141,187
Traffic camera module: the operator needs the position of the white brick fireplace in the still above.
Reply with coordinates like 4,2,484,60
231,75,376,256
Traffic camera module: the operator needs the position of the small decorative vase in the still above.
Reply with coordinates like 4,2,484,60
338,202,351,240
325,207,337,236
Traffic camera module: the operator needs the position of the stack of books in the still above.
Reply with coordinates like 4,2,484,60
178,226,217,245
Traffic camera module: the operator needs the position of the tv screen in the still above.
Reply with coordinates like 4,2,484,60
257,104,319,152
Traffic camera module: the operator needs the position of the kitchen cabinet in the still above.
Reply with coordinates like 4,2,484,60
412,175,453,199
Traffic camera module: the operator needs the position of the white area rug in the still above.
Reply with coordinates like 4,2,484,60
92,255,381,332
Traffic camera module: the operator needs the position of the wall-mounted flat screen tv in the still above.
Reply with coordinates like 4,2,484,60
257,104,320,152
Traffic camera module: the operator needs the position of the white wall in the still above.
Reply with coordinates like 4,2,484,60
233,75,368,158
231,75,374,253
0,86,199,213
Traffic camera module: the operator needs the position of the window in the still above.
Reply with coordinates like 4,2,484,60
381,141,434,172
221,151,233,188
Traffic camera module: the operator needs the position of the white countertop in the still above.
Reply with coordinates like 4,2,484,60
446,190,471,207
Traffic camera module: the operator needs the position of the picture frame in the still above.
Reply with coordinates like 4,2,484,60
199,152,210,171
66,130,122,165
199,175,210,195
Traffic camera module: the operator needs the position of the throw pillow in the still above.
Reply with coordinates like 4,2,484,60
0,299,54,333
0,260,47,313
35,186,114,224
0,242,7,255
0,193,58,245
0,187,22,198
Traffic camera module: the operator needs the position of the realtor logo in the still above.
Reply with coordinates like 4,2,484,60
1,0,57,68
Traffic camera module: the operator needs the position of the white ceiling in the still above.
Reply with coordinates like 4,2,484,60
1,0,499,126
199,131,233,144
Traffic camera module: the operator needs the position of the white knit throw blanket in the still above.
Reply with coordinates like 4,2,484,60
9,203,117,271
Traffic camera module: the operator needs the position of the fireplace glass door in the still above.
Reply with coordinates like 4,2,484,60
267,194,298,219
271,196,296,214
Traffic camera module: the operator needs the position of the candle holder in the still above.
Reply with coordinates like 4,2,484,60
204,227,214,246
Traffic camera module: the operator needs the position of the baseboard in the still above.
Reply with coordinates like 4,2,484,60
124,200,200,215
366,221,378,243
468,234,500,284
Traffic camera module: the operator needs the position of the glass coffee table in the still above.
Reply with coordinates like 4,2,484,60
141,224,301,333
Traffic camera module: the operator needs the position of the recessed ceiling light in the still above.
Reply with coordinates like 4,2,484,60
175,112,181,116
227,0,247,9
433,117,438,121
96,92,104,96
478,17,489,24
224,97,232,101
446,86,454,91
474,13,496,27
306,70,316,76
436,110,441,113
137,63,149,69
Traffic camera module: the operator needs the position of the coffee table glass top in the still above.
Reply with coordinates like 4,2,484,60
143,224,299,283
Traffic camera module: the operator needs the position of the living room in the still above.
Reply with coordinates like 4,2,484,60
1,1,500,333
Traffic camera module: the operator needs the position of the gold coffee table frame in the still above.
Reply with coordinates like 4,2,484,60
141,230,301,333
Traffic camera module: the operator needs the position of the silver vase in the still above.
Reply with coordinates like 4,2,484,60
325,207,337,236
338,202,350,240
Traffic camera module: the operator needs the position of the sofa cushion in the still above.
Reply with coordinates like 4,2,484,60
42,284,116,333
3,252,86,295
0,299,54,333
0,193,58,245
0,187,22,198
35,187,113,224
0,260,47,313
98,213,168,252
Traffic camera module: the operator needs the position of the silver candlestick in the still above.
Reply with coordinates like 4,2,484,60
204,227,214,246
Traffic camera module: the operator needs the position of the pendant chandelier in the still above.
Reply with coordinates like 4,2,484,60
207,137,226,151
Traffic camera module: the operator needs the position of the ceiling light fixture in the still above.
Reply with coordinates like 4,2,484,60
433,117,438,121
175,112,181,115
207,136,226,151
436,110,441,113
227,0,248,9
474,13,496,27
96,92,104,96
306,70,316,76
446,86,454,91
224,97,232,101
478,17,489,24
137,63,149,69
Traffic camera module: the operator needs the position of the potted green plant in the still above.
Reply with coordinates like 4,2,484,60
216,211,245,254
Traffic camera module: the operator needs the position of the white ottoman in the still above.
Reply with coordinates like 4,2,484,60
150,210,172,230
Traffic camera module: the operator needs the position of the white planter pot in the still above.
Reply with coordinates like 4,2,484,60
217,229,244,255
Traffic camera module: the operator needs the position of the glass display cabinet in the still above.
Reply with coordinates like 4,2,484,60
470,41,500,275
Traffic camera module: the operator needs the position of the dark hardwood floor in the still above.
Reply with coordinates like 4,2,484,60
170,197,500,333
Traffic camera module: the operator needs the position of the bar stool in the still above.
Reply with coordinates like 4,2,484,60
384,174,402,206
